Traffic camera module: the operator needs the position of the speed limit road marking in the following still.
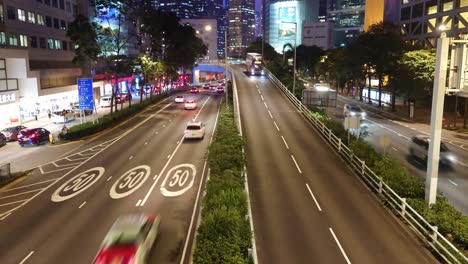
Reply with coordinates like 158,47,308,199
51,167,105,202
160,164,196,197
110,165,150,199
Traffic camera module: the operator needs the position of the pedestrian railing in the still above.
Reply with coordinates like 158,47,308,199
265,68,468,264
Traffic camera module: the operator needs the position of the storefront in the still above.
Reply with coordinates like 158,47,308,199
0,91,21,126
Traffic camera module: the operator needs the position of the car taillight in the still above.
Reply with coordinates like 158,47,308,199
30,133,36,139
17,134,21,139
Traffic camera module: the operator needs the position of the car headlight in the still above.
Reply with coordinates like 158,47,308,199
446,154,456,162
362,112,366,116
350,112,356,116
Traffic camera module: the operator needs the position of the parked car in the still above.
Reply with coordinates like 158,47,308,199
51,110,76,124
92,214,161,264
17,128,51,146
1,125,27,141
0,133,6,147
190,87,199,94
175,95,185,103
409,135,455,165
184,121,205,140
100,96,113,108
71,103,93,116
184,99,198,110
343,104,366,119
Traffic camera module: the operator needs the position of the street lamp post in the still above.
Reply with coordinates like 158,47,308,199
225,29,229,109
279,21,297,96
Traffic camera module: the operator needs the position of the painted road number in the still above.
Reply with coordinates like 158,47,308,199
52,167,105,202
160,164,196,197
110,165,150,199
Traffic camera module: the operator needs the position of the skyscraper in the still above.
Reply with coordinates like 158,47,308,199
327,0,365,47
228,0,256,58
152,0,200,19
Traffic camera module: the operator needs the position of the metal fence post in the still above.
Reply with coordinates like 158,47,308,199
361,160,366,175
378,177,383,194
401,198,407,217
338,139,342,152
432,226,438,243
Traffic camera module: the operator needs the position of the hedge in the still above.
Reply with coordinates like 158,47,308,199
60,93,170,140
193,90,252,263
270,68,468,254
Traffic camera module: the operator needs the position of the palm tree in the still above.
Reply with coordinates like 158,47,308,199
282,43,294,64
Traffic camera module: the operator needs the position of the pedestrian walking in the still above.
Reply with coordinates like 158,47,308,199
47,109,52,119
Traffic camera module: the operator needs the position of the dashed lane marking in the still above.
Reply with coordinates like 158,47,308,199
329,228,351,264
19,251,34,264
274,121,280,132
306,184,322,211
281,136,289,149
449,180,458,186
78,201,87,209
291,155,302,174
268,110,273,119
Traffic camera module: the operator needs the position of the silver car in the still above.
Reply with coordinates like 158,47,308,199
343,104,366,119
409,135,455,165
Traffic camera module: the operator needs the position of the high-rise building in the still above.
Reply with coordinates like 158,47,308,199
399,0,468,48
152,0,200,19
0,0,107,126
327,0,365,47
227,0,255,58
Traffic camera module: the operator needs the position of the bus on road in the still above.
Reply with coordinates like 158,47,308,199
246,52,265,76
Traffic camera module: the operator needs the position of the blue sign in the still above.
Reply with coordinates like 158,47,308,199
78,78,94,110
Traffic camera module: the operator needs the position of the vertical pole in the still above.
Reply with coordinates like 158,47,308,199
425,33,450,205
293,22,297,97
225,30,229,109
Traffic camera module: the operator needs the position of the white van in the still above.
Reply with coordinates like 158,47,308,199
100,96,113,108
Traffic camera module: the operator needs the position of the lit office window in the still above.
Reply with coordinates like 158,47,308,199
0,5,4,23
462,0,468,7
9,34,18,46
426,5,437,15
0,32,5,46
19,35,28,47
18,9,26,22
48,38,54,49
443,1,453,11
459,12,468,28
28,12,35,23
54,39,61,49
37,14,44,25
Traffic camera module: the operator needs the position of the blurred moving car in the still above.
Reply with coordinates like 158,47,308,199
17,128,51,146
1,125,27,141
189,87,199,94
52,110,76,124
216,87,224,94
184,121,205,139
71,103,93,116
100,96,113,108
0,133,6,147
409,135,455,165
203,83,211,89
93,214,161,264
184,99,197,110
343,104,366,119
175,95,185,103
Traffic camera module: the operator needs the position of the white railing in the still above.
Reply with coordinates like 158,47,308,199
265,68,468,264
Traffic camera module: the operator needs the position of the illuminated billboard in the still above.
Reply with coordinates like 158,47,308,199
278,7,296,39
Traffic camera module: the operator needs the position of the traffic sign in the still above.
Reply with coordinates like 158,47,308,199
78,78,94,110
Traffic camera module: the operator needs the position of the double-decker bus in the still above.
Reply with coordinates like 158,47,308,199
245,52,265,76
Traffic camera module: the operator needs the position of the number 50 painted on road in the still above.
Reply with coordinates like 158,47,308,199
160,164,196,197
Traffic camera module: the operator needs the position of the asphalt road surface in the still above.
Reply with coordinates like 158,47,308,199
0,91,221,264
232,65,436,264
327,96,468,215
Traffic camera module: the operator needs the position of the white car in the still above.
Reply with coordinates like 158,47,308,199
93,214,161,264
51,110,76,123
175,95,185,103
343,104,366,119
100,96,113,108
184,99,198,110
184,121,205,139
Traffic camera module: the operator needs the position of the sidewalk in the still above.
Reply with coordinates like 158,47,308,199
336,92,468,143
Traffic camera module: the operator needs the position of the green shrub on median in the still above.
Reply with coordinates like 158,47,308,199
194,100,252,264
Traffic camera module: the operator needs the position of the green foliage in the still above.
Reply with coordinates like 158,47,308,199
194,99,251,263
66,15,100,67
399,49,436,83
349,140,382,168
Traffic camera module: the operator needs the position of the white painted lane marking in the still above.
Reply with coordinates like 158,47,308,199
257,89,261,94
274,121,280,132
281,136,289,149
291,155,302,174
180,160,208,264
144,141,148,145
0,199,28,207
260,95,264,101
155,131,159,135
392,147,398,151
136,199,142,207
365,119,410,140
78,201,86,209
167,155,171,159
210,104,221,144
0,189,43,200
0,179,57,192
0,212,11,220
129,156,133,160
305,184,322,212
106,176,112,182
268,110,273,119
255,84,259,89
19,251,34,264
329,228,351,264
264,102,268,109
449,180,458,186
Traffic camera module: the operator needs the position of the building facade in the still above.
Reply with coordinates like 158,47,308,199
327,0,365,47
0,0,106,126
180,18,218,61
302,21,334,50
400,0,468,47
267,0,305,53
228,0,256,58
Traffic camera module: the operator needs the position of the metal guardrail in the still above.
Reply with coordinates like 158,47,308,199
265,68,468,264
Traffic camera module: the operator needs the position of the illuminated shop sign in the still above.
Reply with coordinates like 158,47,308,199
0,93,16,104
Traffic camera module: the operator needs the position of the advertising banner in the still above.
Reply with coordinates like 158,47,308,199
278,6,296,39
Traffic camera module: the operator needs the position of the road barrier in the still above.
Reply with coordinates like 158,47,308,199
265,68,468,264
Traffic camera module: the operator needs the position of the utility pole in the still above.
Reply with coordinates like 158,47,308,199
426,33,450,205
225,29,229,109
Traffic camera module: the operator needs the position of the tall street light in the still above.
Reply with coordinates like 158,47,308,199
279,21,297,96
225,28,229,109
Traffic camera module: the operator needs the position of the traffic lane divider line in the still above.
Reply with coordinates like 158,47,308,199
0,199,28,207
0,177,46,193
0,188,43,200
0,212,11,220
291,155,302,174
78,201,86,209
281,136,289,150
329,228,351,264
305,183,322,212
274,121,280,132
19,251,34,264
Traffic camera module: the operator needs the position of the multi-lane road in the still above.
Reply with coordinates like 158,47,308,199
232,65,436,263
327,95,468,215
0,92,221,263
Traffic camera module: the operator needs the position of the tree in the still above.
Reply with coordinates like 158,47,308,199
282,43,294,64
295,45,325,77
66,15,100,72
